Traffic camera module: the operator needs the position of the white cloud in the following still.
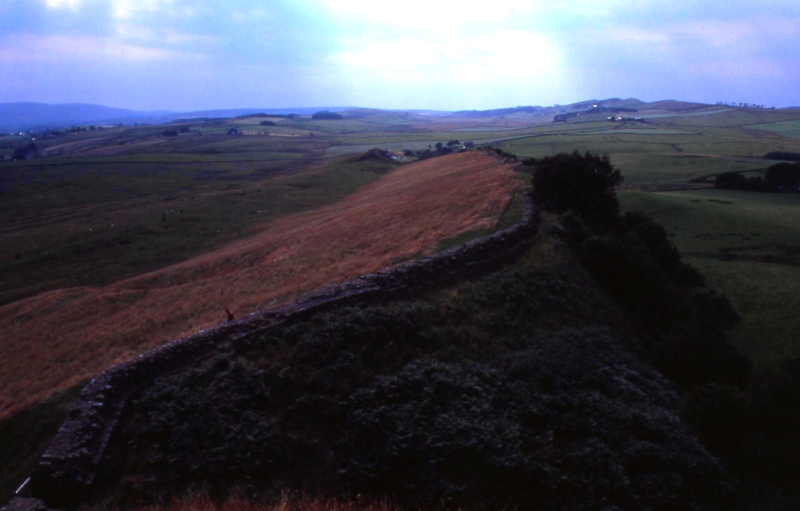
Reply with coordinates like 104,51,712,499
334,28,560,81
0,33,203,63
113,24,216,48
329,27,567,109
111,0,180,19
689,56,786,80
43,0,82,9
315,0,547,33
548,0,627,18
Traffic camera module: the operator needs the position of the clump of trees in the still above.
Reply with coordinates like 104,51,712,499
714,171,763,191
13,142,40,160
715,101,774,109
311,111,343,120
525,151,622,228
402,141,465,161
67,125,99,133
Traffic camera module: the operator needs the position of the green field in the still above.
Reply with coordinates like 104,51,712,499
619,189,800,371
485,105,800,372
0,122,390,306
748,119,800,138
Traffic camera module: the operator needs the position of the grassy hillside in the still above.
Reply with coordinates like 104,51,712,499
77,177,794,510
0,125,332,305
0,151,523,420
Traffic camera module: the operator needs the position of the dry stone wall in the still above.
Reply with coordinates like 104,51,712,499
7,189,540,511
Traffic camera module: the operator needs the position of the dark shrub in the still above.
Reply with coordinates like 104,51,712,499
531,151,622,227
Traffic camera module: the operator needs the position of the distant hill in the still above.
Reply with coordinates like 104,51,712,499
0,103,172,131
643,99,712,112
452,105,549,118
451,98,713,118
595,97,648,109
0,103,356,131
171,106,354,120
0,98,782,131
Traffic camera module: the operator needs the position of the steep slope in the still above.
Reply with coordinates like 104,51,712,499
0,151,523,419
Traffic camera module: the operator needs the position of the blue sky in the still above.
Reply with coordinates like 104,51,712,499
1,0,798,111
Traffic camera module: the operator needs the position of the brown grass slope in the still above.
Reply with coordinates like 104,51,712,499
0,151,522,419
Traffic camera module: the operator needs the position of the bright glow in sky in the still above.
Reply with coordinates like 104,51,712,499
0,0,798,110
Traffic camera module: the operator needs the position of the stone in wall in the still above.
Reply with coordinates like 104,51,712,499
0,498,50,511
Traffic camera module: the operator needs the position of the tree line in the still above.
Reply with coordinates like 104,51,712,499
715,161,800,192
715,101,775,109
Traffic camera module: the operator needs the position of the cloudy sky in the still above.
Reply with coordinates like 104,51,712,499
1,0,798,111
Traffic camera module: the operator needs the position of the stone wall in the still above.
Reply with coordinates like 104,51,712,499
8,189,540,511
